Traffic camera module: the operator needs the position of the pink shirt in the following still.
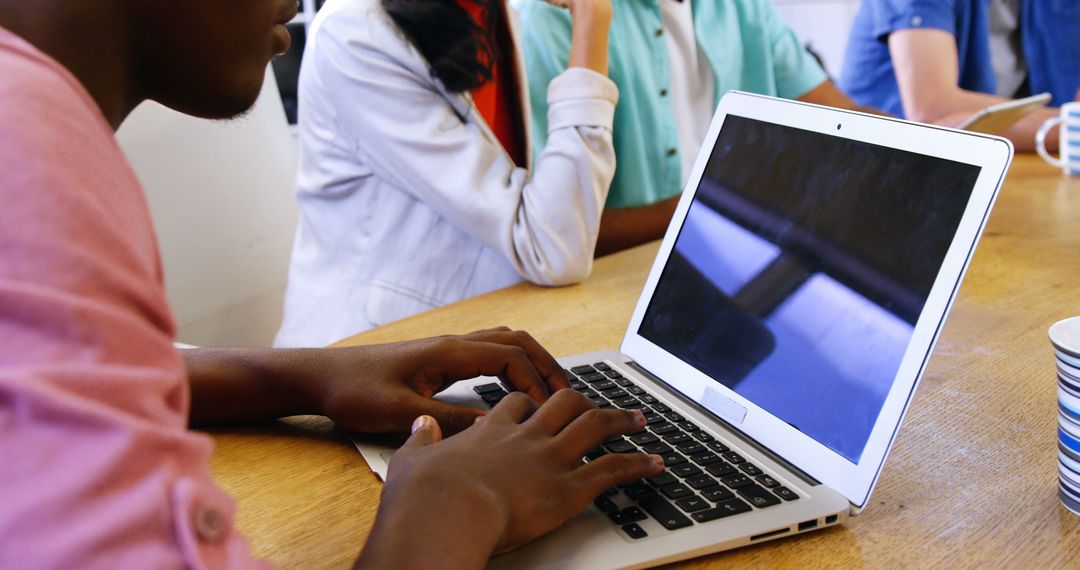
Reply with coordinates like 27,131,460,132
0,27,266,568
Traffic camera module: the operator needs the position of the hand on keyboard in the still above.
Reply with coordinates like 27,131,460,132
358,389,664,567
308,326,571,434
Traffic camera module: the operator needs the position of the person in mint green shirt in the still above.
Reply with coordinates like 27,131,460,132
514,0,877,255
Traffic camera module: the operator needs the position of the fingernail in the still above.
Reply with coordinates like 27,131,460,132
650,454,664,467
411,416,430,433
631,409,646,425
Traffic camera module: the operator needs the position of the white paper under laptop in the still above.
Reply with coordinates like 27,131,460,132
350,92,1013,569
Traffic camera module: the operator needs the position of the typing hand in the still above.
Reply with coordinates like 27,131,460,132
314,327,570,434
356,390,664,568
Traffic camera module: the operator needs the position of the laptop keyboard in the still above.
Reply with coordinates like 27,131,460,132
472,361,800,541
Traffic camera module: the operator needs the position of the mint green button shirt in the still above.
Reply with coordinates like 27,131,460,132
514,0,828,208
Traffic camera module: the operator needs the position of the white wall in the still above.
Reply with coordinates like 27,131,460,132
772,0,861,79
116,71,299,347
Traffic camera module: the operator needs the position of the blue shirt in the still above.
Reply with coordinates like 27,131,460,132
514,0,827,209
840,0,1080,118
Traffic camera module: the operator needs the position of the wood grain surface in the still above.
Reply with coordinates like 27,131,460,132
208,155,1080,568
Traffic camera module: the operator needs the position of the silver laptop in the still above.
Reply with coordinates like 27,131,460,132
352,91,1013,569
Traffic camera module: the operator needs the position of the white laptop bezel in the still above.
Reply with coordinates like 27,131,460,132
620,91,1012,510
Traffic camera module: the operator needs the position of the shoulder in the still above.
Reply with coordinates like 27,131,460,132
310,0,423,65
0,32,118,190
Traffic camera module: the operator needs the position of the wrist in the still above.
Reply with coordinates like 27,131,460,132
359,469,505,568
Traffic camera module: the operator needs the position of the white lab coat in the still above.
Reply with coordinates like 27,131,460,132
274,0,619,347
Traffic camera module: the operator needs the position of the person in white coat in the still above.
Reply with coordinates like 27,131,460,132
276,0,618,347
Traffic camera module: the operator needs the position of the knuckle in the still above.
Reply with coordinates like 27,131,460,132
502,391,531,406
581,408,610,429
510,329,533,344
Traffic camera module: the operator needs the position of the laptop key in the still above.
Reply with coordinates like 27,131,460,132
596,401,613,409
642,442,672,455
691,452,719,466
614,378,634,387
579,389,598,399
720,473,754,488
692,431,715,443
701,487,735,502
481,392,508,405
630,432,659,446
721,451,746,464
604,370,623,379
585,448,606,461
675,496,710,513
608,510,629,525
660,483,694,500
706,441,730,454
593,362,611,371
646,472,678,487
473,383,504,395
622,506,647,522
571,365,596,375
650,422,678,436
664,432,692,446
773,486,799,501
602,388,628,399
614,396,642,408
639,495,694,530
640,394,658,404
605,440,637,453
686,474,719,490
581,372,607,383
644,413,666,426
738,484,782,508
677,442,705,455
671,464,702,478
678,422,700,432
651,402,671,413
594,496,618,513
569,380,587,391
691,498,753,522
665,412,684,423
706,461,737,477
659,451,687,467
739,463,763,476
627,386,646,396
624,483,658,501
621,523,648,540
593,380,617,391
756,475,780,488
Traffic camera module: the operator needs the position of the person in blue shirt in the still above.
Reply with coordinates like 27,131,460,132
515,0,877,255
841,0,1080,152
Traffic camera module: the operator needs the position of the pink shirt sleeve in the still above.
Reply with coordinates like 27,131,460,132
0,27,269,569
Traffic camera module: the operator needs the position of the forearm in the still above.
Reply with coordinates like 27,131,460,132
566,0,612,74
184,347,323,427
595,195,679,257
356,474,503,569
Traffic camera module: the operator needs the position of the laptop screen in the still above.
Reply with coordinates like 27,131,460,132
638,115,982,464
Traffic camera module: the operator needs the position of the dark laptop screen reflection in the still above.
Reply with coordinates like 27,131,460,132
639,115,982,464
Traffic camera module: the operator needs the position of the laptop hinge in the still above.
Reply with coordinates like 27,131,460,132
625,360,821,487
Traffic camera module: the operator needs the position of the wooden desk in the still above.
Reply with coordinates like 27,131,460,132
210,155,1080,568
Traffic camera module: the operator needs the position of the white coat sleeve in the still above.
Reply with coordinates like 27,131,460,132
309,10,618,286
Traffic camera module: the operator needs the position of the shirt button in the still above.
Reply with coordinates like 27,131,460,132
660,88,669,97
193,506,225,543
911,15,923,26
666,148,677,157
655,28,664,37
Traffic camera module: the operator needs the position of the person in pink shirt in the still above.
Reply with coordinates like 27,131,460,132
0,0,663,568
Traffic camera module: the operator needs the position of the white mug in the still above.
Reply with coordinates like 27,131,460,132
1037,101,1080,176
